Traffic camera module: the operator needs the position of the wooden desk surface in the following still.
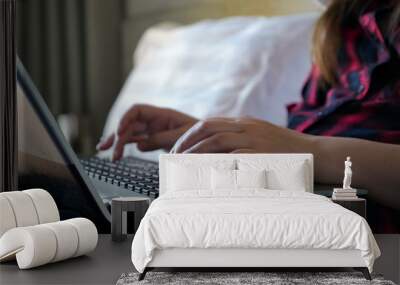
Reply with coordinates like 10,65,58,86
0,235,133,285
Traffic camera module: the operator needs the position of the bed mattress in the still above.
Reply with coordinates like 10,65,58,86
131,190,380,273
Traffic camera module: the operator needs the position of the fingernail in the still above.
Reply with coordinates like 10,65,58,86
96,140,106,150
96,137,105,146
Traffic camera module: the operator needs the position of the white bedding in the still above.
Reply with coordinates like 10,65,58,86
131,191,380,273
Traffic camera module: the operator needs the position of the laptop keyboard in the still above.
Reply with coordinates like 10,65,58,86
80,156,159,198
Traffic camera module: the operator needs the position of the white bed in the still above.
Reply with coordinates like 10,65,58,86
131,154,380,280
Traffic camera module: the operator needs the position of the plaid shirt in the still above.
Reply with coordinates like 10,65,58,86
288,8,400,140
287,8,400,233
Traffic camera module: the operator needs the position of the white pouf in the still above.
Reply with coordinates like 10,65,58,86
0,218,98,269
0,189,98,269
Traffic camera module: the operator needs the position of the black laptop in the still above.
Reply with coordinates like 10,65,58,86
17,60,159,232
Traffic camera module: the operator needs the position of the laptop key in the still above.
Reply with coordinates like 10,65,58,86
81,156,159,197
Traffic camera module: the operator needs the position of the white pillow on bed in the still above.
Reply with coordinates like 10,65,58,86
166,160,235,192
237,159,308,191
167,163,211,191
99,13,319,162
237,169,267,189
211,169,267,190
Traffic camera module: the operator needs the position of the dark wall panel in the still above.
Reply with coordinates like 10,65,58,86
0,0,17,192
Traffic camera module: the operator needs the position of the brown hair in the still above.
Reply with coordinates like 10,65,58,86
312,0,400,85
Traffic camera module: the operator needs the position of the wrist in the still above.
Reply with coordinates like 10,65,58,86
297,132,319,156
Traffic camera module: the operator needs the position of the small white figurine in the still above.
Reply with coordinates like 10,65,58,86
343,156,353,189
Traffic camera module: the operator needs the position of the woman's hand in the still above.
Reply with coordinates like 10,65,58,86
171,117,313,154
97,104,198,160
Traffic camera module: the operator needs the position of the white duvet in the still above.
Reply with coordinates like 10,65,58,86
131,190,380,273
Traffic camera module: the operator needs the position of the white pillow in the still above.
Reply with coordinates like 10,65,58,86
167,163,211,191
211,169,236,190
100,13,320,161
166,160,235,192
238,159,308,191
211,169,267,190
237,169,267,189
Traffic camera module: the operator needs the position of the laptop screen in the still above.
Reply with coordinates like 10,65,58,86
17,60,110,232
18,83,68,177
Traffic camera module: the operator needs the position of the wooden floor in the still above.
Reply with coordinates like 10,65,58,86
0,234,398,284
0,235,134,285
373,234,400,283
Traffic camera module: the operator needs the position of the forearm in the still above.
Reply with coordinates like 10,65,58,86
307,135,400,209
171,116,400,210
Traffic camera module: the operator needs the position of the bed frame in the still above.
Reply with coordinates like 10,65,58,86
137,154,372,281
139,248,371,280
